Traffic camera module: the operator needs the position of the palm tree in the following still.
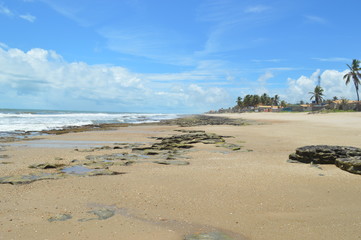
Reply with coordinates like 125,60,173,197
309,86,324,105
260,93,270,105
236,97,243,109
273,95,280,106
344,59,361,101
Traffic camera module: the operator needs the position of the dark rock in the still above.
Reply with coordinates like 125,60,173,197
335,157,361,175
0,161,12,164
0,172,65,185
289,145,361,175
216,143,242,151
288,145,361,164
153,160,190,166
29,163,66,169
158,115,250,127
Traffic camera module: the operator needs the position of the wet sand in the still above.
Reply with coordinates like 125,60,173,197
1,112,361,240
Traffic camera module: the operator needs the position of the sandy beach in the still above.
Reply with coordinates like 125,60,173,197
1,112,361,240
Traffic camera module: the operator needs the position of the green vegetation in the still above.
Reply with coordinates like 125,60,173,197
344,59,361,101
236,93,282,109
309,85,324,105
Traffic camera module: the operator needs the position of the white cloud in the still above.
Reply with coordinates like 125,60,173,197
20,14,36,22
0,46,230,113
285,69,356,103
313,57,350,62
255,71,274,94
0,4,13,16
0,3,36,23
258,71,274,85
0,42,9,49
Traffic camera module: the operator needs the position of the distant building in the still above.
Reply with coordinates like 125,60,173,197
257,105,281,112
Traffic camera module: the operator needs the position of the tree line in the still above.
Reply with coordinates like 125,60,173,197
235,93,287,109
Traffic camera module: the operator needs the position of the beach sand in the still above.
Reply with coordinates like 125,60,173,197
1,112,361,240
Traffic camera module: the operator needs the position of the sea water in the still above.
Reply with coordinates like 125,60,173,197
0,108,180,136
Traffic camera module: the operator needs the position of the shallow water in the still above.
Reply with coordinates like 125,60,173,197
61,165,95,175
9,140,146,149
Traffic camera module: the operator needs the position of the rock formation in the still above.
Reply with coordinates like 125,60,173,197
288,145,361,175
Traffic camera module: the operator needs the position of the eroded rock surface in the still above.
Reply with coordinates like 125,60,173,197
289,145,361,164
159,115,250,127
288,145,361,175
0,130,243,185
335,157,361,175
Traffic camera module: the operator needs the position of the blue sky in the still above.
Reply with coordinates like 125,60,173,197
0,0,360,113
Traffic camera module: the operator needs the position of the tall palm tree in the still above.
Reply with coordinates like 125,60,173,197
309,86,324,105
344,59,361,101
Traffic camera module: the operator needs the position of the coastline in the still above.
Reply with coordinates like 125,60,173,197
1,112,361,240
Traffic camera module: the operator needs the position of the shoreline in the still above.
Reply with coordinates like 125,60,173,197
1,112,361,239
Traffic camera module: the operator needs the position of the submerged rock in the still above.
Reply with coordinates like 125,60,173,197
78,208,115,222
0,166,124,185
61,165,123,177
90,208,115,220
0,172,65,185
184,231,233,240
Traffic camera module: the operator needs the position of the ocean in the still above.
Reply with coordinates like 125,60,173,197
0,108,181,136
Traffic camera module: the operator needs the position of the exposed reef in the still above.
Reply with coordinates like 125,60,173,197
158,115,251,127
0,130,244,185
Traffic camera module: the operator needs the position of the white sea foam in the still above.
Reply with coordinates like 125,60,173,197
0,110,180,132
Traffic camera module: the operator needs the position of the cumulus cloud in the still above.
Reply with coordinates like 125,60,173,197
0,46,229,113
285,69,356,103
